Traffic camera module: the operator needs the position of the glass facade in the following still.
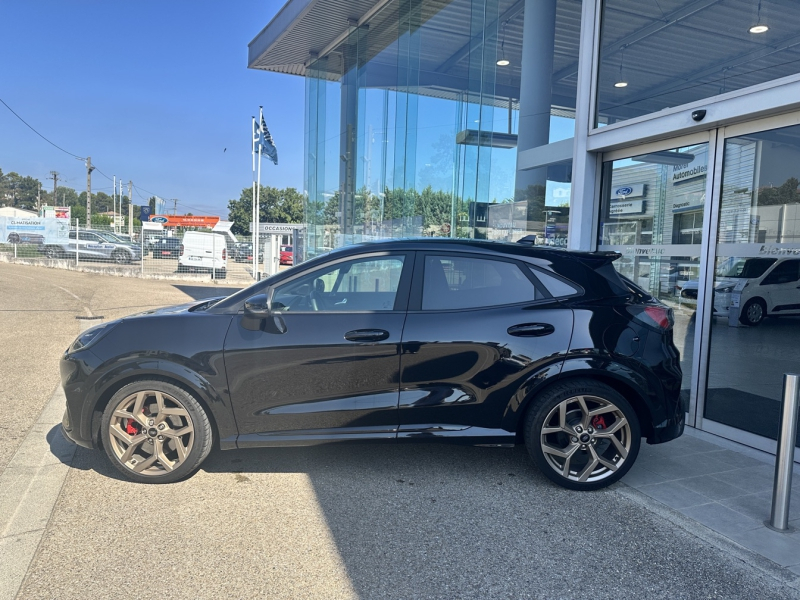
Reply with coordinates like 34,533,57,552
303,0,581,256
596,0,800,127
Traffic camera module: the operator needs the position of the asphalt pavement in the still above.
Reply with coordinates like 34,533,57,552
2,262,799,599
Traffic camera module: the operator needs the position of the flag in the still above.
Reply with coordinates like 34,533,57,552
256,114,278,166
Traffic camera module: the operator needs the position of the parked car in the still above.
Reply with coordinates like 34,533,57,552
725,256,800,326
152,237,181,259
60,239,684,489
280,245,293,265
6,232,45,246
233,242,263,263
43,230,142,263
177,231,227,277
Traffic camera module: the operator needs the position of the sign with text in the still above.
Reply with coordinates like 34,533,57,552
609,200,645,215
610,183,645,200
250,222,305,234
150,215,220,228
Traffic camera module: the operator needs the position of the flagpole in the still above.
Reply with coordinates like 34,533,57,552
256,106,264,280
251,116,257,280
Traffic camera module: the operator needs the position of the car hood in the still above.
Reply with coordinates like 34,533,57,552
124,296,228,319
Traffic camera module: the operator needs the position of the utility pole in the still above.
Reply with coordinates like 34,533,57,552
112,176,116,232
49,171,59,214
37,182,41,213
172,198,178,215
128,180,133,238
86,157,95,226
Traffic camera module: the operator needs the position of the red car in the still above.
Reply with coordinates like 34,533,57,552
280,245,293,265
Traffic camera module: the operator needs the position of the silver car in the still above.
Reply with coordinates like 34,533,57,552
45,230,142,263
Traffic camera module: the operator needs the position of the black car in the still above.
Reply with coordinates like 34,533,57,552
152,237,181,259
60,239,683,490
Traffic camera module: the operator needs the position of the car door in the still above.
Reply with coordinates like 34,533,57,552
758,259,800,313
224,251,413,444
397,252,574,443
77,231,104,259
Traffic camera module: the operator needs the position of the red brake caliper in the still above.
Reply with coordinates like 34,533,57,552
126,419,139,435
591,415,607,430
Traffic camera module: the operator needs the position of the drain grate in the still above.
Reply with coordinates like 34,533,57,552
75,315,105,320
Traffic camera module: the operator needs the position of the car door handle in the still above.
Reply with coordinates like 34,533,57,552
507,323,555,337
344,329,390,342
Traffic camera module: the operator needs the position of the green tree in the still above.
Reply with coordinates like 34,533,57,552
227,185,304,235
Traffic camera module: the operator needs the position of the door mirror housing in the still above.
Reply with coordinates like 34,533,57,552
242,293,287,334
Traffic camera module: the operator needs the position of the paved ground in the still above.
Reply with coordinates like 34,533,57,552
2,262,800,599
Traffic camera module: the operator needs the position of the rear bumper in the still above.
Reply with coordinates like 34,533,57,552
648,412,685,444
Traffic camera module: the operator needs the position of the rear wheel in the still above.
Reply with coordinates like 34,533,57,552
740,298,766,326
112,249,129,264
45,246,62,259
524,379,640,491
101,381,213,484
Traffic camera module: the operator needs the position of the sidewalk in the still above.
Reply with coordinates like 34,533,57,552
622,426,800,574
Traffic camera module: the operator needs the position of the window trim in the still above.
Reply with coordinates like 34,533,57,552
266,251,414,314
408,251,554,313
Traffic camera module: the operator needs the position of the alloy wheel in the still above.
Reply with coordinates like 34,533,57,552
746,302,763,323
107,390,195,476
539,394,632,484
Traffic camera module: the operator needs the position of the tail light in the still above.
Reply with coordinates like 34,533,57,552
180,244,184,256
222,248,226,260
627,304,674,330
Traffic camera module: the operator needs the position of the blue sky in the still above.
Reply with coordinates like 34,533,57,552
0,1,303,217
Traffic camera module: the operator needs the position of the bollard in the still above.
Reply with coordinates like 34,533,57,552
766,373,800,532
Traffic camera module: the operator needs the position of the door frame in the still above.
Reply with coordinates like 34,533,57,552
598,109,800,455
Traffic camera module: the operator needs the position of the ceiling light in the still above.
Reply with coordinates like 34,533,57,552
614,81,628,88
749,24,768,33
496,58,510,66
614,45,628,89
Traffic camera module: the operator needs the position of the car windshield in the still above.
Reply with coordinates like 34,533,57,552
717,258,776,278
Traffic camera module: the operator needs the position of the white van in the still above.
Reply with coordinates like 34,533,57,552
178,232,227,278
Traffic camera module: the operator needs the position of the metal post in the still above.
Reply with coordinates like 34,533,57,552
766,373,800,532
75,219,80,265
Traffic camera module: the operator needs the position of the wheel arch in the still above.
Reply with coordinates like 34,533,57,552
511,370,655,443
88,373,225,451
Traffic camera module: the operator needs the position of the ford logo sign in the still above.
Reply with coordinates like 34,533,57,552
615,186,633,196
150,216,168,223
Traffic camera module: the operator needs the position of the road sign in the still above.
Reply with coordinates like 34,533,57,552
250,222,305,234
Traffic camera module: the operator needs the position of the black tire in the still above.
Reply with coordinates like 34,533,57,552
112,249,129,265
523,379,641,491
45,246,62,259
739,298,766,326
215,268,227,280
101,380,213,484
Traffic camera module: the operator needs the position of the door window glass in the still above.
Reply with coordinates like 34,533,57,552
272,256,405,312
706,123,800,448
422,255,538,310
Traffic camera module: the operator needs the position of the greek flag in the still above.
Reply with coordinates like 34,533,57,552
256,113,278,166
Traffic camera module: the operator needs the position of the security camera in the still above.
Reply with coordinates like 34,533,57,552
691,109,706,122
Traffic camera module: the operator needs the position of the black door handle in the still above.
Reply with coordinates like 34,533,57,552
507,323,555,337
344,329,390,342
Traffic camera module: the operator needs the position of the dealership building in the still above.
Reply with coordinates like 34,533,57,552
249,0,800,458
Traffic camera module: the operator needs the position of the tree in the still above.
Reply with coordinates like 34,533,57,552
758,177,800,206
227,185,304,235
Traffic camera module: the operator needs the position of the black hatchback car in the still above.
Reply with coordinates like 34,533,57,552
61,239,683,490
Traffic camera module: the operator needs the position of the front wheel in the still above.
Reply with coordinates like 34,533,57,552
45,246,62,259
101,381,213,483
740,298,766,326
524,379,640,491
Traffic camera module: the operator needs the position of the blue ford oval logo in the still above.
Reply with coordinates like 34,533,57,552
150,216,168,223
615,186,633,196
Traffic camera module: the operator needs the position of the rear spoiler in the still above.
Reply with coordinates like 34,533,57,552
515,237,621,264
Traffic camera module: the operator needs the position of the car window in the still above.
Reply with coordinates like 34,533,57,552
79,232,99,242
530,268,580,298
272,255,405,312
761,260,800,285
422,255,538,310
738,258,777,279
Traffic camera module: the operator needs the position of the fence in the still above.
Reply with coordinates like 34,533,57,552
0,225,301,283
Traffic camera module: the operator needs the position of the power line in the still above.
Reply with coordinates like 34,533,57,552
0,97,85,160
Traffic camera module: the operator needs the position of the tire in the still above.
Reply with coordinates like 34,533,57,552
45,246,62,259
100,380,213,484
739,298,766,326
112,249,128,265
523,379,641,491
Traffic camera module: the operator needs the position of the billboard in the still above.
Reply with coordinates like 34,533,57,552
0,216,70,245
149,215,220,228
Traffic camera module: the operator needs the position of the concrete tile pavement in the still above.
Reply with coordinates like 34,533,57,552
622,426,800,574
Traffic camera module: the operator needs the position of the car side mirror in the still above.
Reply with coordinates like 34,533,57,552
242,293,287,334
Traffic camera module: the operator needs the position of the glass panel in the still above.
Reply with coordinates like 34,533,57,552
304,0,581,255
599,142,709,409
422,255,538,310
705,123,800,447
596,0,800,127
273,256,405,313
